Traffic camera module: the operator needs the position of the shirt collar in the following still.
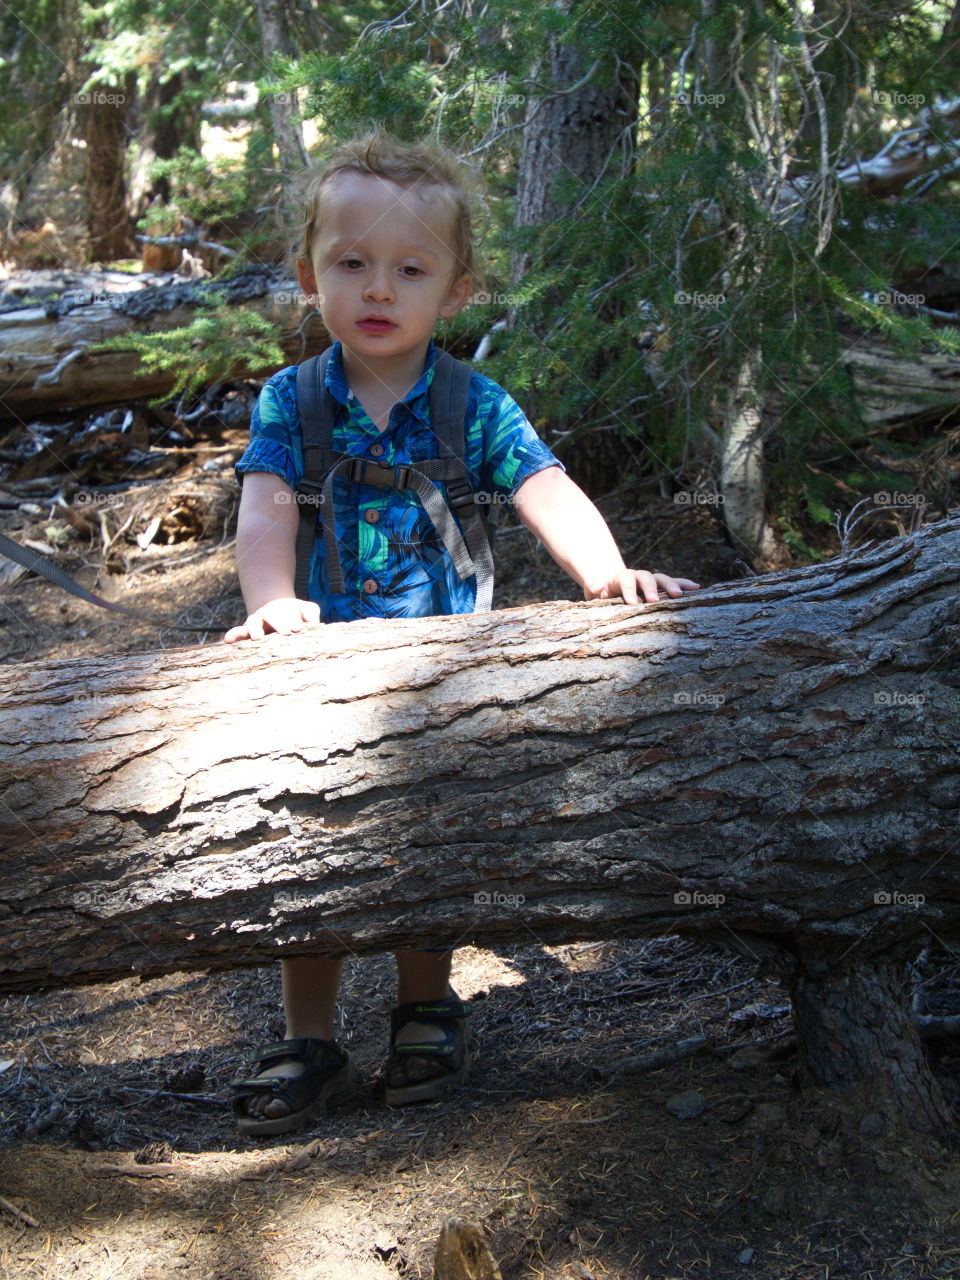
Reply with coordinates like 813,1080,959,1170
323,339,438,410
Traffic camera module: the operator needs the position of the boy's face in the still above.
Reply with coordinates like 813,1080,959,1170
297,172,472,370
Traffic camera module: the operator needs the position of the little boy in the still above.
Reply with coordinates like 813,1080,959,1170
225,129,699,1134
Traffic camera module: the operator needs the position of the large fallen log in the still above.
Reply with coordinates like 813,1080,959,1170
2,518,960,1130
0,267,326,418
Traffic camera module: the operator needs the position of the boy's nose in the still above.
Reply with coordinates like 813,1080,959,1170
363,269,394,302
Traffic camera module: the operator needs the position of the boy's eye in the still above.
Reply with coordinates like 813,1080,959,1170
340,257,364,269
401,265,424,278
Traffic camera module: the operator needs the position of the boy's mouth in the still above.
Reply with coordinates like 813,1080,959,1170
357,316,397,333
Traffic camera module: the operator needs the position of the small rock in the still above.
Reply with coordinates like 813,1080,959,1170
738,1247,755,1264
859,1111,885,1137
666,1089,706,1119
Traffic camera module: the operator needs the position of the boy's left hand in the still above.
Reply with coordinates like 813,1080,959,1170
584,569,700,605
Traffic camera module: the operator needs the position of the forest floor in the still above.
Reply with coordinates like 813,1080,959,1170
2,413,960,1279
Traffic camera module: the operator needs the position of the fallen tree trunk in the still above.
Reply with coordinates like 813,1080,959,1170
0,268,326,418
2,518,960,1129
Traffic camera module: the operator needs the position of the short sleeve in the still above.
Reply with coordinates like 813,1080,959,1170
234,367,303,492
473,378,565,500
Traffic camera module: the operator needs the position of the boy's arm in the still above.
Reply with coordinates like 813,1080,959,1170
223,471,321,642
513,466,700,604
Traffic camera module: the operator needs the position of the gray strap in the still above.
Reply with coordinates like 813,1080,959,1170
403,471,475,581
320,461,476,594
0,531,214,632
458,507,494,612
294,351,334,601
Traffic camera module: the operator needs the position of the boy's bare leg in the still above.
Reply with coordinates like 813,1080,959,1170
241,955,344,1121
394,949,454,1046
389,949,461,1088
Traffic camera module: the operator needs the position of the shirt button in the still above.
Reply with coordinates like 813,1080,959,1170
364,509,380,524
369,442,385,458
362,578,379,594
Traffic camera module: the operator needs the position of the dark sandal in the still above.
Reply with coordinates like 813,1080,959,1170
230,1037,351,1136
384,995,472,1105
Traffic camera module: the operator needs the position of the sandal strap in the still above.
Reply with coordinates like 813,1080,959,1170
252,1036,344,1064
229,1036,345,1085
229,1038,349,1112
390,997,467,1034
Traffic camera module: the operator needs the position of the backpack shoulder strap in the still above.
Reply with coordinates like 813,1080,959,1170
428,347,473,465
293,346,336,600
296,346,336,481
425,347,495,612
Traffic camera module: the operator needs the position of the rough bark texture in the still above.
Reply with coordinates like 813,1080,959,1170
510,6,637,293
83,75,137,263
2,519,959,1126
786,956,953,1132
255,0,310,214
0,269,326,418
720,349,779,562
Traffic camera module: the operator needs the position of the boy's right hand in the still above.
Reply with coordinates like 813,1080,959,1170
223,597,321,643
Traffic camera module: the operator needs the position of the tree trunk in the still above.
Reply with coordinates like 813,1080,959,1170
786,954,953,1132
128,69,204,220
2,517,960,1129
0,268,327,419
720,348,779,562
255,0,309,218
83,72,137,263
510,2,638,296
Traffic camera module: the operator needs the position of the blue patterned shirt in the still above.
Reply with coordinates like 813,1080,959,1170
234,339,564,620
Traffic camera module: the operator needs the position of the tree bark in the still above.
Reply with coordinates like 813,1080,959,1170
720,348,778,562
83,72,137,263
0,268,327,419
510,1,638,297
2,517,959,1128
255,0,309,219
128,69,204,220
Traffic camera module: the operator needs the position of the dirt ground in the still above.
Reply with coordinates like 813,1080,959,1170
2,410,960,1278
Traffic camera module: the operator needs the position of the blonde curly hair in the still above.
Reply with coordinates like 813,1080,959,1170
288,127,487,292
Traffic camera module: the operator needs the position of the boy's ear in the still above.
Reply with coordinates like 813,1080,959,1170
439,271,474,318
296,257,320,304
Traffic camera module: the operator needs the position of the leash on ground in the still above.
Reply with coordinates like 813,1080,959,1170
0,531,219,633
